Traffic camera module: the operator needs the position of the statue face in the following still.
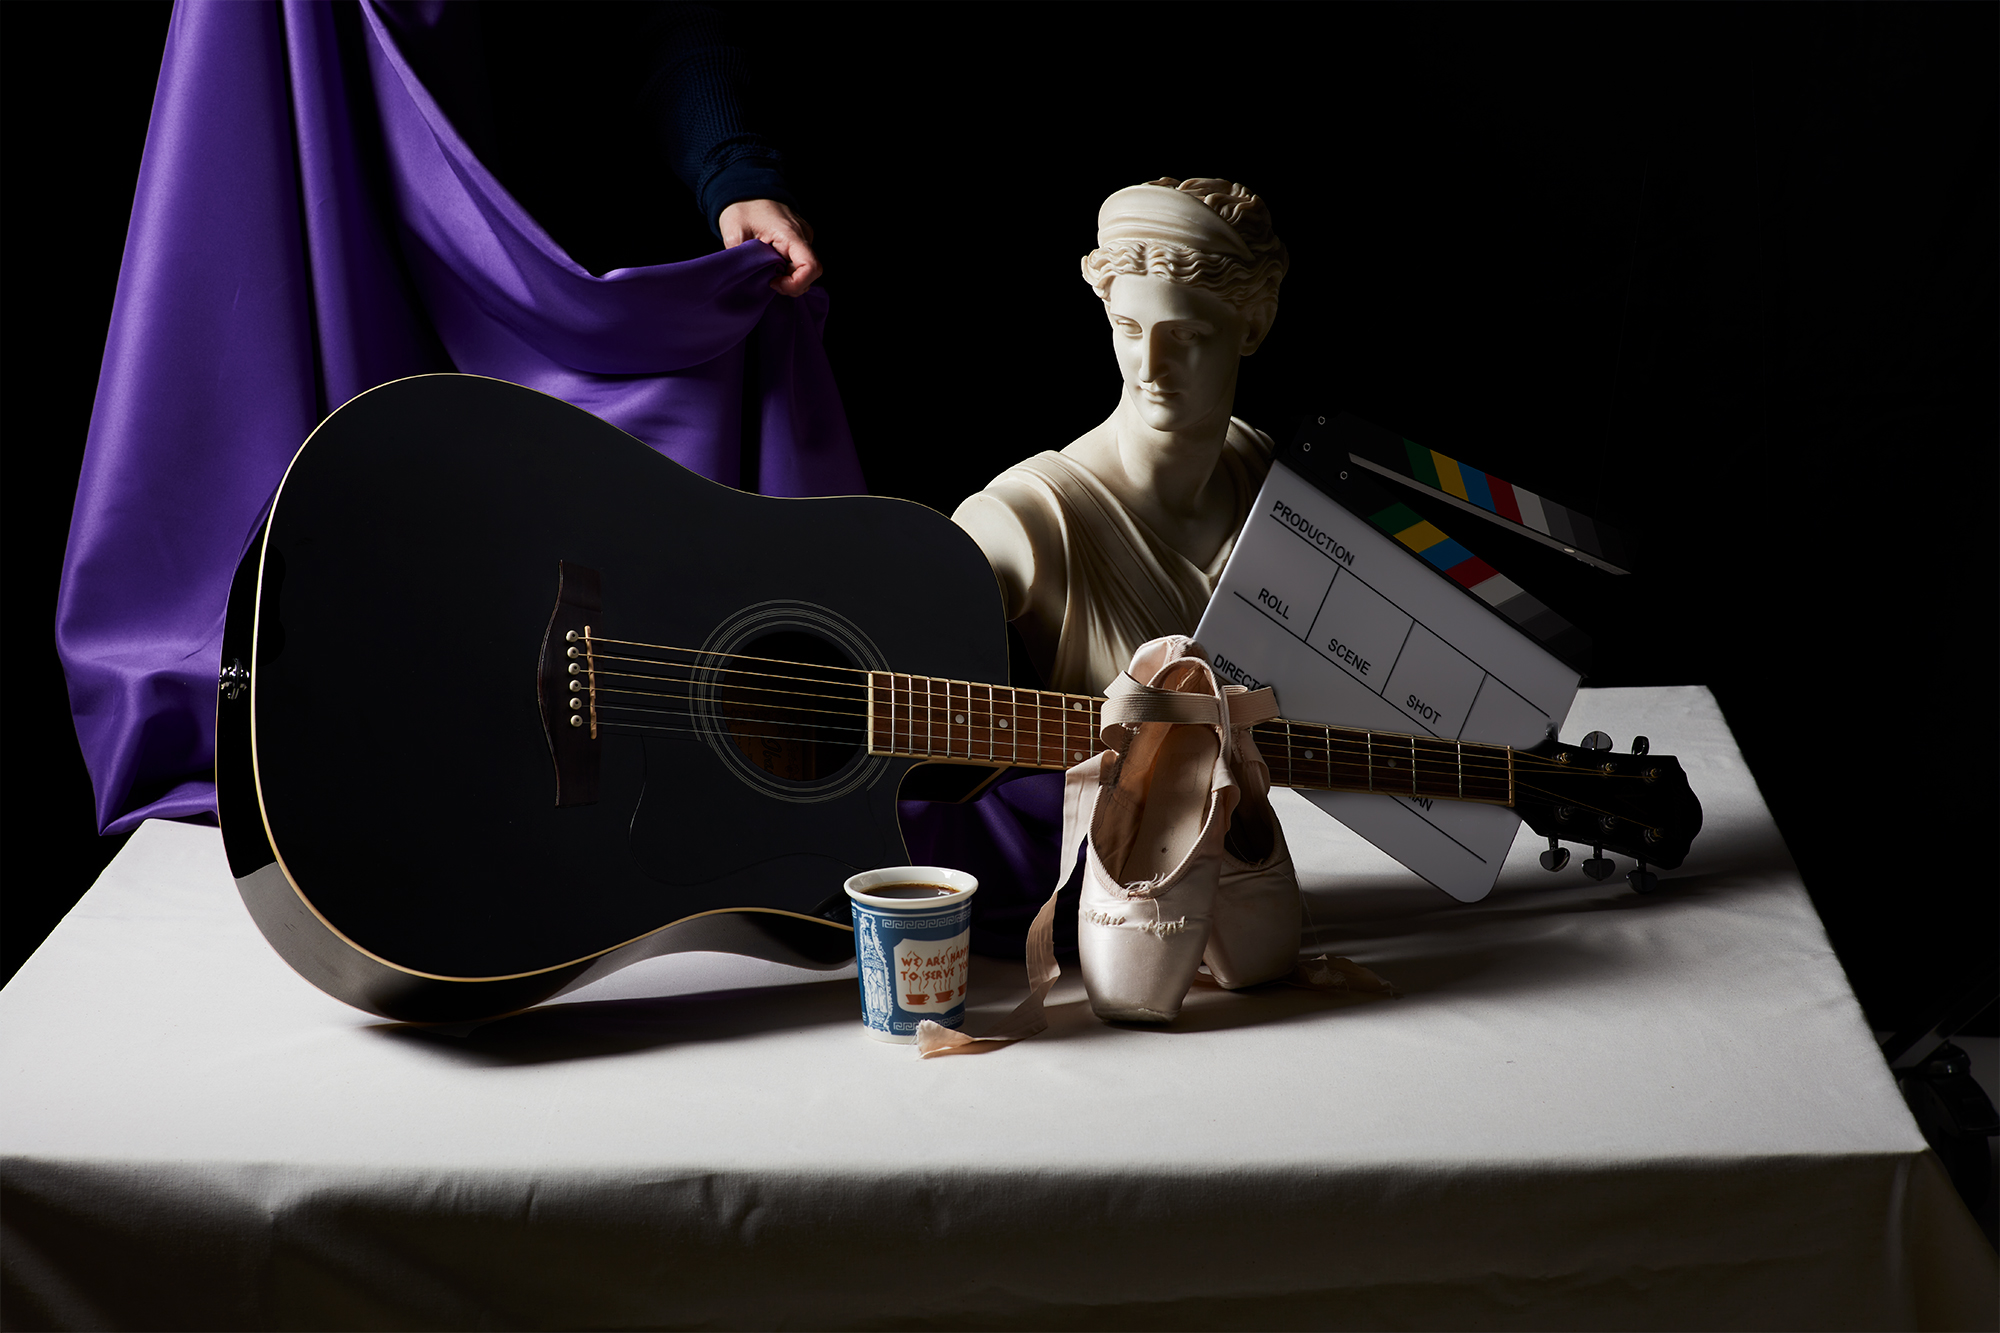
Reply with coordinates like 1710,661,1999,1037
1104,275,1252,433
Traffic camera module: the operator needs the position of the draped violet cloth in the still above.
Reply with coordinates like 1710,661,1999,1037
59,0,862,836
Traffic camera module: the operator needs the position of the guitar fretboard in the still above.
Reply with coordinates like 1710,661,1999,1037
867,673,1104,769
866,672,1513,806
1251,719,1512,805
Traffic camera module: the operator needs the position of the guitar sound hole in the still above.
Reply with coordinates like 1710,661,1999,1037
721,631,862,782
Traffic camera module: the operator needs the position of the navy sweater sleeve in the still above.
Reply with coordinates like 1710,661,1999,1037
629,4,799,235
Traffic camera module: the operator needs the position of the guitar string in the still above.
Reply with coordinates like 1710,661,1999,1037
588,693,1600,787
581,632,1580,770
581,656,1124,757
576,644,1119,767
586,690,1637,806
581,642,1113,737
581,666,1566,781
588,715,1647,819
583,630,1562,778
585,652,867,699
593,712,1501,779
593,701,869,738
574,644,1120,757
583,668,1091,749
586,718,1658,840
587,695,1534,781
580,646,1653,812
591,716,1086,762
568,636,1614,778
588,693,1555,783
588,705,1569,802
586,673,867,720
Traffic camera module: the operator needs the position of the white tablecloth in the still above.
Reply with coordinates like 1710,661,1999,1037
3,687,1993,1330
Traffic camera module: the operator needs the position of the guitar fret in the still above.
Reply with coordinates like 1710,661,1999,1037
885,673,899,754
886,673,899,754
893,673,905,755
868,671,882,752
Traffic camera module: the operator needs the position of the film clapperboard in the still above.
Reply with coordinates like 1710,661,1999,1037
1194,413,1628,901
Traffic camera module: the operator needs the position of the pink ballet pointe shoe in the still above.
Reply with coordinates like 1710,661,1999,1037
915,637,1293,1055
1205,779,1304,991
1074,637,1282,1022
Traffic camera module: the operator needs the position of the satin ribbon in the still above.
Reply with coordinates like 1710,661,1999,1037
915,644,1390,1058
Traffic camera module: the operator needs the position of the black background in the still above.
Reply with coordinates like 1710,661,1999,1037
4,3,1994,1035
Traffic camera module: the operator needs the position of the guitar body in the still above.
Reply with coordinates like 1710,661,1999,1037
218,375,1008,1022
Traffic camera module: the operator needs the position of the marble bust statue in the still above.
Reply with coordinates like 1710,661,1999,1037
952,178,1290,694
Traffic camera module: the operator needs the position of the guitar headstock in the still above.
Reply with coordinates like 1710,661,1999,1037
1513,730,1703,888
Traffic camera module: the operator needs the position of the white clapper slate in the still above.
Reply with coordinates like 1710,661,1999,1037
1195,449,1581,901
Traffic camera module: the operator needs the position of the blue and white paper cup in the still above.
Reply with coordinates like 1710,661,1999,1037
844,867,978,1044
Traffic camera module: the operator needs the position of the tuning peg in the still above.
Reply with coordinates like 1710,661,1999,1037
1582,846,1616,881
1539,839,1570,872
1581,731,1613,753
1628,862,1660,894
1630,735,1650,756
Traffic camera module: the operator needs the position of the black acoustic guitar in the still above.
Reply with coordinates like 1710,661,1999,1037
217,376,1701,1023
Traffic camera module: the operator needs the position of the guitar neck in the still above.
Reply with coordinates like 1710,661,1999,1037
865,672,1514,807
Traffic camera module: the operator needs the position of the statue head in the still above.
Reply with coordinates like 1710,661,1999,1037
1082,179,1289,433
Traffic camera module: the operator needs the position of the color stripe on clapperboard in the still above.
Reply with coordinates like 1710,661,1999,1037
1366,500,1584,654
1339,416,1631,575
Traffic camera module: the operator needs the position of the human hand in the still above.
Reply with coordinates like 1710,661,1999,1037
718,199,821,296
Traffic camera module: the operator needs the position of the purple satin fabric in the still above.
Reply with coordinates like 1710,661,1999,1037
59,0,862,835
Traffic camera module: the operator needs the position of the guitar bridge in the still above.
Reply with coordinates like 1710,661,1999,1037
538,561,602,806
